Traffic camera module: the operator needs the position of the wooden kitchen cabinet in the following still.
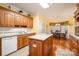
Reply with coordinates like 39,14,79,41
17,36,23,49
4,10,14,27
27,17,33,28
29,39,43,56
14,13,33,27
43,37,53,56
17,35,28,49
0,39,2,56
29,35,53,56
0,7,14,27
0,8,5,27
0,6,33,28
17,33,35,50
69,35,78,55
14,13,22,26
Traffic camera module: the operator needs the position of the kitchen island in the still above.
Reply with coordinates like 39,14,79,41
28,33,53,56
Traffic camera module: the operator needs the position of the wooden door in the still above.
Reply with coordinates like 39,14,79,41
29,39,42,56
4,10,14,27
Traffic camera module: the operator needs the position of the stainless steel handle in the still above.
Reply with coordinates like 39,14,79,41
3,37,14,40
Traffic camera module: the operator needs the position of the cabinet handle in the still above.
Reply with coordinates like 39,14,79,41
3,37,14,40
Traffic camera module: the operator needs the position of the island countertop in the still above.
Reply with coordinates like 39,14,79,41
28,33,53,41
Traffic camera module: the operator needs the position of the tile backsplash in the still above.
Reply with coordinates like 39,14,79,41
0,27,32,33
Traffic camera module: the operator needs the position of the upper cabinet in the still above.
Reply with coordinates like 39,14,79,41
14,13,22,26
0,8,5,27
0,7,14,27
0,6,33,28
4,10,14,27
74,4,79,22
27,17,33,28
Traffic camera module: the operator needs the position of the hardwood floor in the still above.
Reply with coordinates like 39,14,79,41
52,37,78,56
8,37,79,56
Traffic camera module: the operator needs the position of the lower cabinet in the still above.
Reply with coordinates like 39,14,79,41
29,39,43,56
43,37,52,56
69,35,79,55
29,36,53,56
17,33,35,50
0,39,2,56
17,35,28,49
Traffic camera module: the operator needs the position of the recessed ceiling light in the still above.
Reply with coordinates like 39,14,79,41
40,3,49,8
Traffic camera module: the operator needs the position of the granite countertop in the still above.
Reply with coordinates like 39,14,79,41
0,32,34,38
70,34,79,40
28,33,53,41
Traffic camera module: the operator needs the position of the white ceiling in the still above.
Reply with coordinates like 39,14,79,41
10,3,76,19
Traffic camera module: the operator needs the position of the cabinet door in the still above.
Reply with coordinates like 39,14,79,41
23,36,28,46
29,18,33,28
43,36,53,56
17,36,23,49
22,16,26,26
20,15,24,26
77,40,79,55
27,17,33,28
29,39,42,56
0,8,5,26
17,35,28,49
14,14,21,25
4,11,14,27
24,17,28,27
0,39,2,56
43,40,49,56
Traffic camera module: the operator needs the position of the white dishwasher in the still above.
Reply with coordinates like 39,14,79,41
2,36,17,56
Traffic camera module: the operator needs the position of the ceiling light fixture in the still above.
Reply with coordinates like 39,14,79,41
40,3,49,8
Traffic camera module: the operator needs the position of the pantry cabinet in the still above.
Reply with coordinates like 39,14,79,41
0,6,33,28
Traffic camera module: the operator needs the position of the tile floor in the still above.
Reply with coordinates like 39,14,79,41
9,46,29,56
